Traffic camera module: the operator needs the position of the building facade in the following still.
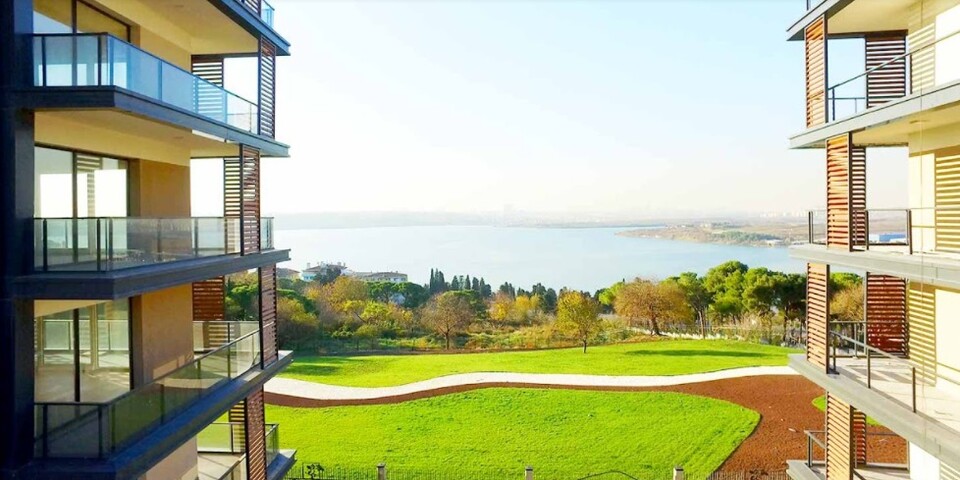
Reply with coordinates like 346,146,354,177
787,0,960,479
0,0,296,479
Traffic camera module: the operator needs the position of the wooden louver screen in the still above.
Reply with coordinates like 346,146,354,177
826,134,866,250
259,38,277,138
193,277,228,350
825,393,856,480
245,389,268,480
936,153,960,252
865,273,907,356
240,0,260,14
907,282,937,383
192,55,226,121
865,34,907,108
229,401,247,451
805,15,827,127
806,263,829,370
260,265,278,365
224,146,262,255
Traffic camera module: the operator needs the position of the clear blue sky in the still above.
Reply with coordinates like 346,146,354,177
194,0,908,218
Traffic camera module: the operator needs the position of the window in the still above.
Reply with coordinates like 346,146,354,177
35,146,129,218
33,0,130,40
35,300,132,403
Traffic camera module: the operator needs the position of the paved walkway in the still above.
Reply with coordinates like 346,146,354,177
265,366,797,401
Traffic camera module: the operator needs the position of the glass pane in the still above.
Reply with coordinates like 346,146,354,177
76,1,128,40
35,310,76,402
80,302,130,402
42,35,75,86
75,34,101,86
160,63,196,112
34,147,73,217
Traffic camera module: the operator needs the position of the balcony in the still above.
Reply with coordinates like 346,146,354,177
794,208,960,288
34,327,263,459
34,217,274,273
786,430,908,480
33,34,259,134
791,26,960,148
198,422,294,480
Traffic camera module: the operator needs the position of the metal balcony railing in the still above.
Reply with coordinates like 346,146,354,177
34,216,275,272
803,430,907,476
806,209,913,253
34,329,262,459
32,33,260,134
825,27,960,122
197,422,281,480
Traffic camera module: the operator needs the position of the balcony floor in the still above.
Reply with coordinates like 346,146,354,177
792,462,909,480
835,356,960,434
198,452,244,480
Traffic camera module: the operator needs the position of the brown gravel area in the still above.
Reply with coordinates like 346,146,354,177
265,375,907,473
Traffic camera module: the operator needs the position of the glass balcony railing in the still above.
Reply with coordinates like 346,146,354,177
34,328,262,459
32,33,259,134
804,207,960,259
197,422,281,480
261,0,276,28
194,321,261,354
34,217,275,272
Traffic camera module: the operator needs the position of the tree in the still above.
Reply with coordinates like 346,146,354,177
831,282,863,323
669,273,712,337
276,296,319,351
775,273,806,337
421,291,475,349
598,281,625,312
743,267,779,336
615,279,691,335
555,291,602,353
499,282,516,298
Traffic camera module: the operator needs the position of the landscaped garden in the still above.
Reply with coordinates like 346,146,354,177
281,339,796,387
267,388,760,479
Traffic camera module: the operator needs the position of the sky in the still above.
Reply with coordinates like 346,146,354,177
193,0,909,219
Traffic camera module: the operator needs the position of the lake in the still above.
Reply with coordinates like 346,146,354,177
276,226,803,291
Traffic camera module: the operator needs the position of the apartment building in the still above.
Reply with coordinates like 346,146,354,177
786,0,960,479
0,0,296,479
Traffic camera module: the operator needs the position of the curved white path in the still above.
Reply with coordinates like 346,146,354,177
265,366,797,401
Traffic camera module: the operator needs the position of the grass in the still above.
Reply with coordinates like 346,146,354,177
282,339,796,387
811,395,882,426
267,388,759,479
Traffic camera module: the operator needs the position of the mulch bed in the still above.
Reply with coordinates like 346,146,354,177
265,375,906,473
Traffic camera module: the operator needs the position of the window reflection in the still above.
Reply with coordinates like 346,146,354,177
35,146,129,219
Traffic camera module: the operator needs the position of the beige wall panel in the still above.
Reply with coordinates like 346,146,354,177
35,113,190,165
131,284,193,385
934,287,960,396
908,282,937,384
909,151,937,252
129,160,192,217
141,437,198,480
135,28,191,70
33,300,106,317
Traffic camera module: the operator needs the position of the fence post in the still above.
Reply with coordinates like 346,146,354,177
525,466,534,480
377,463,386,480
673,466,685,480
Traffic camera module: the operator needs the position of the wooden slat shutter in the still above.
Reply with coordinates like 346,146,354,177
260,265,278,365
826,134,866,250
825,393,855,480
936,153,960,252
865,273,907,356
245,389,268,480
806,15,827,127
259,38,277,138
192,55,226,122
807,263,830,371
224,146,262,255
865,33,907,108
193,277,227,350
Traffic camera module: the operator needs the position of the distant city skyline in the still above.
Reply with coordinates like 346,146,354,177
193,0,910,218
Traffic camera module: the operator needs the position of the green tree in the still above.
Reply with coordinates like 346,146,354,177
556,291,603,353
668,272,712,337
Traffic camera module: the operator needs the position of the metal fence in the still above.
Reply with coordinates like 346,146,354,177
284,463,790,480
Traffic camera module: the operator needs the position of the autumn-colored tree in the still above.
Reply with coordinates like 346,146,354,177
831,282,864,323
276,296,319,351
421,291,476,349
556,291,602,353
614,279,691,335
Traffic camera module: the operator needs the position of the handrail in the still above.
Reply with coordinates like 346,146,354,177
805,429,907,471
828,330,918,413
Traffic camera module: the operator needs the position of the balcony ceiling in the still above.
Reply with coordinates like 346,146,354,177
136,0,260,56
36,109,247,164
853,101,960,147
827,0,912,37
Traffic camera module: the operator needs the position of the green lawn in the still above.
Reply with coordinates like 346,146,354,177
268,388,759,479
283,339,796,387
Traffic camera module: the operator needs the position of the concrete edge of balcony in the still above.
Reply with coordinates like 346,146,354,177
14,248,290,300
789,244,960,290
788,354,960,467
786,0,849,41
786,460,823,480
23,351,294,480
267,450,297,480
787,79,960,150
16,87,291,158
208,0,291,55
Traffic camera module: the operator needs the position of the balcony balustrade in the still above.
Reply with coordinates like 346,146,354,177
32,33,259,134
34,216,274,272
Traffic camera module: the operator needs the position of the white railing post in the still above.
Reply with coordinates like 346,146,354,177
525,466,534,480
673,466,685,480
377,463,386,480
